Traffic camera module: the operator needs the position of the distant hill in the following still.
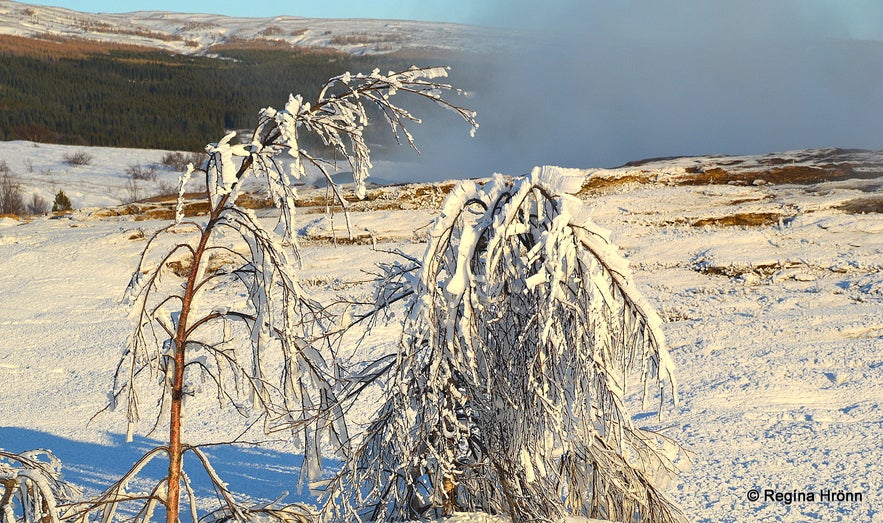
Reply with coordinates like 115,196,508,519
0,0,505,151
0,0,513,56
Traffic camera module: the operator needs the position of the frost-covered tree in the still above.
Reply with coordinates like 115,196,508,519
0,449,79,523
71,66,477,523
324,167,685,523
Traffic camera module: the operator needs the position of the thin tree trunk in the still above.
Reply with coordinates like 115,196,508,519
165,339,186,523
165,190,230,523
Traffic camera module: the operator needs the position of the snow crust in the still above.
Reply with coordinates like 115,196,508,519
0,142,881,522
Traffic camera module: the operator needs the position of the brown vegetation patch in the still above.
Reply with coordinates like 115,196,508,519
725,194,775,206
577,174,652,195
89,205,142,218
836,196,883,214
296,189,385,208
690,212,787,227
102,192,272,221
206,38,296,52
677,167,737,185
678,164,861,186
394,182,457,208
236,193,274,209
302,233,388,245
0,34,167,59
165,251,239,278
136,208,177,221
90,199,212,221
403,182,456,200
697,262,786,279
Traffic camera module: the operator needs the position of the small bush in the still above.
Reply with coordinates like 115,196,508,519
27,193,49,214
160,151,205,172
125,163,157,181
156,179,176,196
0,172,25,215
123,178,141,203
62,151,94,166
52,190,72,212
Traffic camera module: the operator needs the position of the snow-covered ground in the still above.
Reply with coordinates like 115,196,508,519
1,141,881,522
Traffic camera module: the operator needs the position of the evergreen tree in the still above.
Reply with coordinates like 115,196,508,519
51,190,72,212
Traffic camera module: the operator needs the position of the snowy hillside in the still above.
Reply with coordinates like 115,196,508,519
0,141,882,522
0,0,513,55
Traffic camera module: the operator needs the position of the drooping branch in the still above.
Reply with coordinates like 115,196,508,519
0,450,80,523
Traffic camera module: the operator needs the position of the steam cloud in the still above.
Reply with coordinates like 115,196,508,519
383,0,883,182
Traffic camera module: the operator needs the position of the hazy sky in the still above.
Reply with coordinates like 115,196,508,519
24,0,883,176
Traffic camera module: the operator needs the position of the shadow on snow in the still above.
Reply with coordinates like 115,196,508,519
0,427,332,507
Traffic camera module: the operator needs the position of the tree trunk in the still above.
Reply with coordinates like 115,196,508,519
163,182,235,523
165,339,186,523
165,208,219,523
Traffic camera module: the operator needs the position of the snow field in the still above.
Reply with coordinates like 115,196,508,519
587,182,883,522
0,142,881,522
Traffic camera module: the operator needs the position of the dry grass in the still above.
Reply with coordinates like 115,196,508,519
661,211,791,228
690,212,787,227
680,164,861,186
577,174,653,196
295,190,379,208
236,193,274,209
301,233,384,245
571,163,864,195
93,191,274,221
725,194,775,205
835,196,883,214
165,251,240,277
392,182,457,208
693,260,802,279
89,205,142,218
